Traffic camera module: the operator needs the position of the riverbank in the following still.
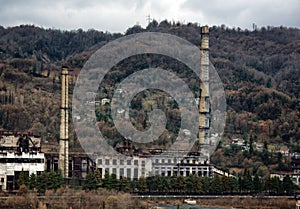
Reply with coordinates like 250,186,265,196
0,189,297,209
141,196,296,209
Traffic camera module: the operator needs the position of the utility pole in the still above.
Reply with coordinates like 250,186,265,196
146,14,152,25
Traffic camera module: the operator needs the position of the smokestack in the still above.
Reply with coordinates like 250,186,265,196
199,26,210,162
59,66,69,178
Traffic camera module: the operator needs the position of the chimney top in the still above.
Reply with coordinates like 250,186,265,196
201,26,209,34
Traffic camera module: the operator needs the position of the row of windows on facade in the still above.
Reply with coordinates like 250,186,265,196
154,170,211,177
153,158,205,164
153,166,210,171
99,167,211,178
99,167,144,178
97,158,205,166
97,159,146,166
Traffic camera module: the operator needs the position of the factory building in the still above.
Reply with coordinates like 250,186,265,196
44,151,95,180
96,150,214,179
0,132,44,191
96,155,152,179
95,154,214,179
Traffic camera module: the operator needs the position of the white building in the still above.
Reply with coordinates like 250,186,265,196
151,155,213,177
0,132,45,191
95,152,213,179
96,155,152,179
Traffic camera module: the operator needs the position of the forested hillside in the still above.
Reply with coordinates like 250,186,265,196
0,22,299,175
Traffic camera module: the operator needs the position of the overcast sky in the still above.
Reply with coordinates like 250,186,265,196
0,0,299,33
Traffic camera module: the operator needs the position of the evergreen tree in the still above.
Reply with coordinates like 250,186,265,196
221,176,230,193
103,173,112,190
282,175,294,195
28,173,36,190
93,168,102,188
253,174,262,193
264,177,272,194
36,172,47,193
17,170,29,189
195,176,202,193
262,141,269,165
228,177,239,194
153,175,163,192
277,153,284,171
110,174,119,190
170,175,178,192
130,179,137,193
210,175,223,194
201,177,210,194
137,176,147,192
161,176,171,192
249,135,254,155
146,176,155,192
119,178,130,193
244,173,254,193
53,171,64,190
177,175,185,192
83,171,97,190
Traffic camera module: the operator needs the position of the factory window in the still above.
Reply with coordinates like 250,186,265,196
127,168,131,179
105,159,110,165
98,159,102,165
113,159,117,165
141,168,145,176
54,159,58,171
127,160,131,165
120,168,124,177
134,160,138,166
1,178,3,183
134,168,138,179
112,168,117,175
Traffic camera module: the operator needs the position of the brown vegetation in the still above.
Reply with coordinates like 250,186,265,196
0,188,143,209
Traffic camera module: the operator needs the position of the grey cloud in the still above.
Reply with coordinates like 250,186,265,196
0,0,299,32
182,0,300,28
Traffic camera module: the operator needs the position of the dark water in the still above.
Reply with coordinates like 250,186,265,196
158,205,230,209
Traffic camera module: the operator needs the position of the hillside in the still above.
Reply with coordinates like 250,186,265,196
0,22,299,175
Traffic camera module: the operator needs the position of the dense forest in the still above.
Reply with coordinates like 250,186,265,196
0,21,299,176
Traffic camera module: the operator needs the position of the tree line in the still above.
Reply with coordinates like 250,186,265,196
16,169,299,196
82,169,298,196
